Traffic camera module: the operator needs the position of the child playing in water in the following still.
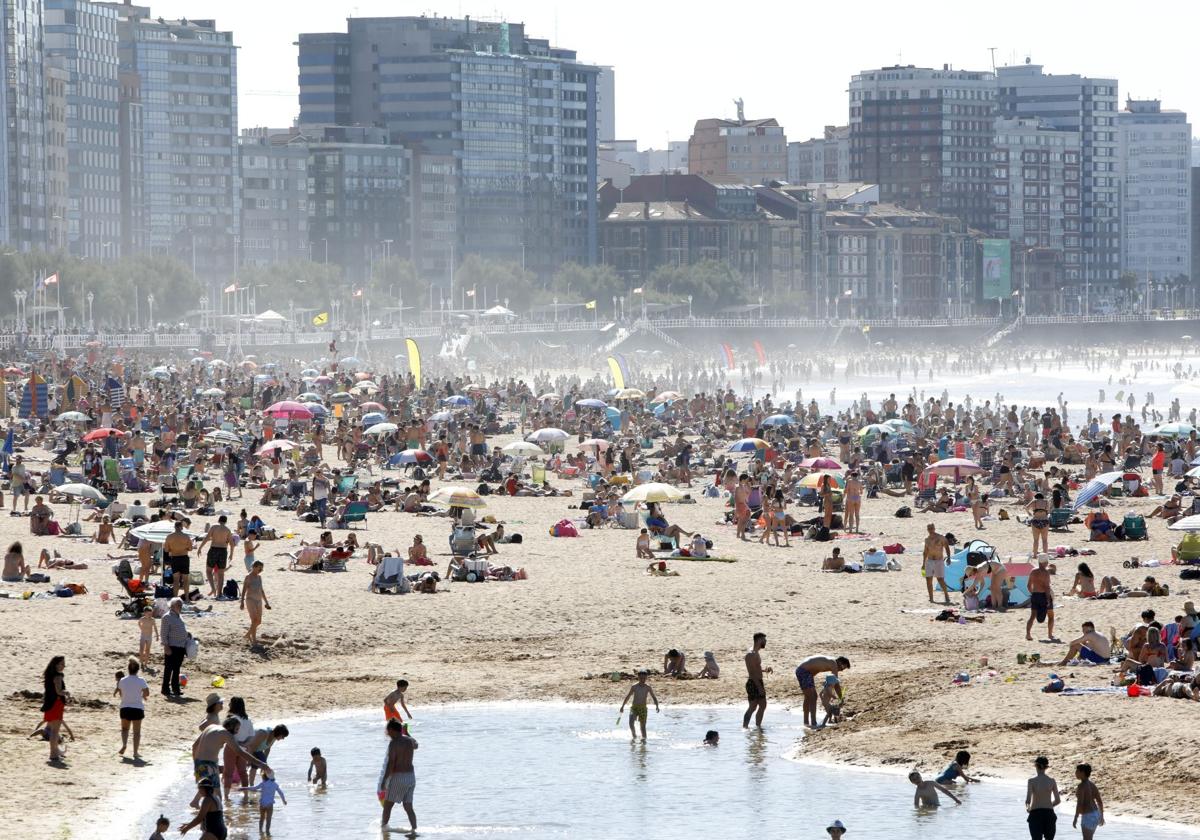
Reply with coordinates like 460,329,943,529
619,670,660,739
148,814,170,840
240,768,287,834
137,606,158,667
909,771,962,808
307,747,327,786
819,674,844,726
935,750,979,785
384,679,412,721
636,529,654,559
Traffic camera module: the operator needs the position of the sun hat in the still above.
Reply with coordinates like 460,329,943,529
827,820,847,834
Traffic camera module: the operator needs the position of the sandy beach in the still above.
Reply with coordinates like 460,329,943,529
2,431,1197,837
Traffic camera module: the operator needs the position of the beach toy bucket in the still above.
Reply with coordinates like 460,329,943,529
1126,683,1139,697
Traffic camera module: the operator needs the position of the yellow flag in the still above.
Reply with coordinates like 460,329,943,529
312,312,329,326
584,300,596,310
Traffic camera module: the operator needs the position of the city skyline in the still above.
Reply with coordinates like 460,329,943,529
150,0,1200,146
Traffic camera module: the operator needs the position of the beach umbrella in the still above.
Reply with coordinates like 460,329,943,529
56,482,106,501
297,392,323,403
395,448,432,464
361,411,387,427
1072,471,1124,511
1186,466,1200,479
427,486,487,509
313,375,334,386
148,368,172,381
575,398,608,410
761,414,796,427
204,430,242,446
502,441,544,456
206,359,229,368
537,392,561,401
240,360,258,371
651,391,683,404
443,395,472,407
339,356,362,369
922,458,985,483
265,400,315,420
429,411,454,423
621,482,686,503
613,388,646,401
328,392,352,404
884,418,917,435
189,356,206,365
350,381,378,394
1169,515,1200,531
253,374,277,385
300,368,319,377
799,472,845,489
728,438,769,453
303,403,329,418
1153,422,1195,438
363,422,399,436
800,457,843,471
359,401,385,412
130,521,202,544
526,427,569,443
201,387,225,398
856,423,893,440
83,427,126,442
579,438,612,451
257,440,296,455
55,411,88,423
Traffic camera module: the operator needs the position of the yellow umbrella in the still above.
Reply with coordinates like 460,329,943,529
621,482,686,503
427,486,487,509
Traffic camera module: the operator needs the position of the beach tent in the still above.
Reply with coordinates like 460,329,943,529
939,539,1032,607
19,373,49,419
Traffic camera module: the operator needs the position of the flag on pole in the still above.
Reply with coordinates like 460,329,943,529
632,287,643,294
465,289,475,298
584,300,597,310
223,282,236,293
312,312,329,326
352,289,363,298
43,273,59,286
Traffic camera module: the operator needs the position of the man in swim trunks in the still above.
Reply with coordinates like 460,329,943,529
380,718,419,832
196,514,233,599
1026,556,1058,642
1026,756,1061,840
795,655,851,729
192,716,268,793
1026,493,1051,558
734,474,751,541
923,523,951,605
163,520,193,599
1057,622,1111,666
742,632,770,729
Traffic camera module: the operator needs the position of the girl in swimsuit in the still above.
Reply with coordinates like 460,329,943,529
240,561,269,645
1068,562,1098,599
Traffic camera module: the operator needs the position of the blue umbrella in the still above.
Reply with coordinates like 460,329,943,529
443,395,472,407
361,411,386,426
303,403,329,418
605,406,623,431
761,414,796,427
576,398,608,410
1072,471,1124,511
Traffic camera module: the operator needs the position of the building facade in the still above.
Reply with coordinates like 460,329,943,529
238,128,310,267
45,0,121,258
297,15,600,281
108,5,239,284
0,0,48,250
688,115,787,185
991,117,1082,314
1117,99,1191,285
44,61,69,251
787,125,850,184
996,62,1120,295
849,65,996,232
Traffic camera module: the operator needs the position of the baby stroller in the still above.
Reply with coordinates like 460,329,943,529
113,559,152,619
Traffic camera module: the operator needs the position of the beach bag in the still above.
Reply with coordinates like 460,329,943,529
223,579,239,599
883,543,905,554
45,521,61,536
894,506,912,518
550,519,579,538
185,636,199,660
509,533,523,544
476,483,491,496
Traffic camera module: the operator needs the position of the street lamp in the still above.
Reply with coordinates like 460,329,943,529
553,297,559,324
843,288,853,320
687,294,693,320
147,293,155,332
86,291,94,332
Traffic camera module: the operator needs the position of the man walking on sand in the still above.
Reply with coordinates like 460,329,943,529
379,719,418,833
923,523,952,605
742,632,771,729
1026,555,1058,642
1025,755,1061,840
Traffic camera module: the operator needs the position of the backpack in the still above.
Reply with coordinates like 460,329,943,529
894,506,912,518
476,482,491,496
223,578,239,599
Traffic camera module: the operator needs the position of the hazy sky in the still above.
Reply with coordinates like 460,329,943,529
153,0,1198,146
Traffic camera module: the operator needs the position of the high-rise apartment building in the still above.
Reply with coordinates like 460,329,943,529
596,65,615,142
297,15,600,280
45,0,121,259
996,62,1120,292
849,65,996,231
1117,98,1191,283
0,0,48,250
105,4,239,283
688,109,787,185
238,128,310,267
991,117,1082,312
44,61,69,251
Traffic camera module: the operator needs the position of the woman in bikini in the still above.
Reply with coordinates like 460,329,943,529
1067,562,1099,599
843,472,863,533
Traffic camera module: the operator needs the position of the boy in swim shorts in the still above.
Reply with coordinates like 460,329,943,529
1073,763,1104,839
619,670,660,739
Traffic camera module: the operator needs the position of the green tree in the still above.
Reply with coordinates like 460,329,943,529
547,262,623,310
453,255,537,311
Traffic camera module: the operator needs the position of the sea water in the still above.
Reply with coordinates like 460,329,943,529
131,703,1198,840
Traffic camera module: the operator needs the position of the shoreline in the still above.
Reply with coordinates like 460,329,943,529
95,699,1200,839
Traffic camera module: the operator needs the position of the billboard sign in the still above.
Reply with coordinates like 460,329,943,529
981,239,1012,300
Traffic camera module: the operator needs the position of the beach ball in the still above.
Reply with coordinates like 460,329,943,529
211,676,226,688
180,675,189,688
